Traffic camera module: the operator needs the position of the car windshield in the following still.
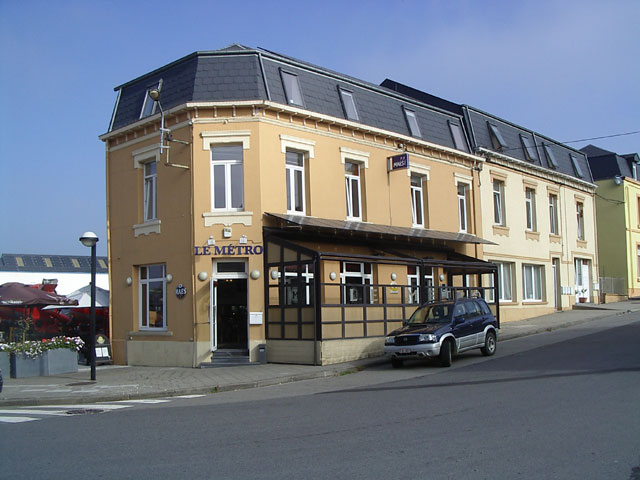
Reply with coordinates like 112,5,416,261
407,303,453,324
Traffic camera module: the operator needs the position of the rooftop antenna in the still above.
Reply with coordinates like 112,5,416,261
148,89,190,169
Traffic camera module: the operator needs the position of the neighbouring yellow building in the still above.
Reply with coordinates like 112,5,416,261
582,145,640,300
100,45,598,367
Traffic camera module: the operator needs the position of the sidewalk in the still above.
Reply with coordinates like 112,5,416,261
2,300,639,406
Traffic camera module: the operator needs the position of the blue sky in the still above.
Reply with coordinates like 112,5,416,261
1,0,638,256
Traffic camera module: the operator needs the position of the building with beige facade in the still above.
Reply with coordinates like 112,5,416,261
100,45,597,367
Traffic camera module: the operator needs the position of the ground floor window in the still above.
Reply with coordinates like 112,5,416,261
341,262,372,304
139,264,166,329
486,262,514,303
284,263,314,305
522,264,543,302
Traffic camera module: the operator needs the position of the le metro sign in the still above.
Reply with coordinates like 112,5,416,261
387,153,409,172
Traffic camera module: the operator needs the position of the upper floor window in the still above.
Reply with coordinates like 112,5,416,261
143,161,157,221
411,175,425,227
525,187,537,231
520,135,538,162
339,87,359,121
280,70,304,107
139,264,166,329
140,81,162,119
570,154,584,178
403,107,421,138
493,180,506,226
286,150,306,215
448,121,469,152
211,145,244,211
457,183,470,233
543,143,559,169
576,201,585,240
488,123,507,151
549,194,559,235
345,161,362,221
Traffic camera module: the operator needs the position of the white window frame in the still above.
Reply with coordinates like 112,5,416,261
576,201,585,240
340,262,373,304
345,161,363,221
139,264,166,330
457,183,469,233
339,87,359,121
143,161,157,221
493,179,505,226
522,264,543,302
411,174,425,227
210,144,244,211
549,193,559,235
286,150,306,215
525,187,537,231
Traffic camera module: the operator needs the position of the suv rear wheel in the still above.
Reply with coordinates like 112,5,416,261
481,331,497,356
391,358,403,369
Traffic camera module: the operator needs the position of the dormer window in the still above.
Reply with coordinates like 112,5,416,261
403,107,421,138
487,123,507,151
570,154,584,178
543,143,559,169
280,70,304,107
338,87,359,121
520,135,538,162
448,121,469,152
140,81,162,119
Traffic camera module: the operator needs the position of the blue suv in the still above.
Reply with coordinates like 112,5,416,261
384,297,498,368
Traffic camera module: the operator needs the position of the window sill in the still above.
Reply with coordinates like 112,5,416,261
576,239,588,248
522,300,547,305
203,211,253,227
492,225,509,236
128,330,173,338
525,230,540,241
549,234,562,244
133,219,161,237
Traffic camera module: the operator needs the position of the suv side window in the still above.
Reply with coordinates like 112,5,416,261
464,300,481,319
477,299,491,315
453,304,465,320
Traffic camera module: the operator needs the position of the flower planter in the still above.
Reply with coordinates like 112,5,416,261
10,353,41,378
10,349,79,378
0,351,10,375
578,297,587,303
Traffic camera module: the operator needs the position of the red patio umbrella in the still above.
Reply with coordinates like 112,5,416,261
0,282,78,307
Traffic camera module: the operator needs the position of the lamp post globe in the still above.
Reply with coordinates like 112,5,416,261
79,232,99,381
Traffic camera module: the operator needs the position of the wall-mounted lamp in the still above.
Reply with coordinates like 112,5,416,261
270,270,280,280
197,271,208,281
126,276,132,286
329,272,337,281
397,142,406,151
614,175,623,185
165,274,173,283
439,274,445,282
391,273,397,281
250,270,261,280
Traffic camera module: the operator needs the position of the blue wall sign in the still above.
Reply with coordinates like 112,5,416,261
175,284,187,299
387,153,409,172
194,244,264,256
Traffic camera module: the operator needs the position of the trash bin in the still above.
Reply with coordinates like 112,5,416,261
258,344,267,364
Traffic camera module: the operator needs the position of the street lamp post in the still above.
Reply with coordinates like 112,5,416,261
79,232,99,381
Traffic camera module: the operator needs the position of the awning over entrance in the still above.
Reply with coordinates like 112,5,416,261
265,213,496,248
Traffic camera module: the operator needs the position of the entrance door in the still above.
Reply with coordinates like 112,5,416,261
211,261,248,352
574,258,590,303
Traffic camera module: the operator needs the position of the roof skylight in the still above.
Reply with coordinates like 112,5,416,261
403,107,421,138
520,135,538,162
280,70,304,107
448,121,469,152
487,123,507,151
543,143,559,169
338,87,359,121
570,154,584,178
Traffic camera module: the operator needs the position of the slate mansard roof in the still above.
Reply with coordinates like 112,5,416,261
381,79,594,185
108,45,471,154
108,44,592,185
0,253,109,274
580,144,640,181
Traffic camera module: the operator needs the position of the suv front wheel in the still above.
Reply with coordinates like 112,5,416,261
439,339,453,367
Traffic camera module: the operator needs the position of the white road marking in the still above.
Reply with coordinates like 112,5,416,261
0,416,39,423
114,399,170,404
0,409,67,416
172,394,206,399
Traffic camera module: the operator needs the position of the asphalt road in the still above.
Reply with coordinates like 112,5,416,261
1,314,639,480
